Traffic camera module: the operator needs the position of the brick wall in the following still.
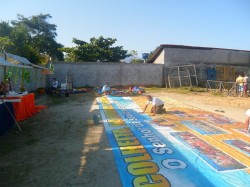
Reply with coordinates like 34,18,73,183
48,62,164,88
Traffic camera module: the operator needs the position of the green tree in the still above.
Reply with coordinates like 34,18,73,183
130,59,144,63
130,50,138,56
61,36,130,62
146,46,160,63
0,21,12,37
128,50,144,63
12,14,64,63
0,36,13,52
0,14,64,64
0,21,14,52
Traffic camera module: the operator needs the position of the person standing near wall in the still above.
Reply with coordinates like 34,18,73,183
243,74,248,97
236,73,244,97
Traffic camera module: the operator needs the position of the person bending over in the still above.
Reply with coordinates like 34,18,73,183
142,95,165,116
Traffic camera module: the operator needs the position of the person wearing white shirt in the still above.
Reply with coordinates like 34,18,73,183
52,78,58,89
142,95,165,116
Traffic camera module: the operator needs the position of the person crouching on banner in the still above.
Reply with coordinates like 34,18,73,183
141,95,165,116
102,83,111,95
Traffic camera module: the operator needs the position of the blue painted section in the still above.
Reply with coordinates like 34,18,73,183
207,68,216,80
97,96,250,187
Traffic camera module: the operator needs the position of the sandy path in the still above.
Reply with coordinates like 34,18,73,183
162,92,249,123
136,91,249,123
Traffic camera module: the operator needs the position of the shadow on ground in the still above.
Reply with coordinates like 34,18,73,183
0,90,121,187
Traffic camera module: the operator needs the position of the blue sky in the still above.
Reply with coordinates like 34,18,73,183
1,0,250,56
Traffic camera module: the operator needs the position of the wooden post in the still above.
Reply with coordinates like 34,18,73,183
193,65,198,86
187,68,192,87
178,66,182,87
168,74,171,88
219,81,222,94
207,80,212,91
163,67,167,88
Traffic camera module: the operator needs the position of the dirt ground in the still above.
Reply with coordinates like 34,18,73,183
0,89,249,187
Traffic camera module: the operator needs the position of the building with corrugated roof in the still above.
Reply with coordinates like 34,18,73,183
147,44,250,87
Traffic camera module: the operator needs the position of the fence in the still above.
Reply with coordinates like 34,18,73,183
206,80,249,97
164,64,198,88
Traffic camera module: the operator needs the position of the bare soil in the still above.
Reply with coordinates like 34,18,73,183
0,89,249,187
153,91,250,123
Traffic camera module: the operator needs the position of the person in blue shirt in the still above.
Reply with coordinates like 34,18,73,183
102,83,111,95
129,85,144,94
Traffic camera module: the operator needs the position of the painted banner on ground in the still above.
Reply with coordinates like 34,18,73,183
97,96,250,187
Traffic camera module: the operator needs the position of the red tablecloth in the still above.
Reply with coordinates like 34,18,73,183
6,93,46,121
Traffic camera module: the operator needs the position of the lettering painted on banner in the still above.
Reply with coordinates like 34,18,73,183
97,96,250,187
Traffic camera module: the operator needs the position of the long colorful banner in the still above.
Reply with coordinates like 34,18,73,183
97,96,250,187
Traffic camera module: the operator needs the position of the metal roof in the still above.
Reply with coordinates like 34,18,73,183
0,53,49,70
0,56,32,68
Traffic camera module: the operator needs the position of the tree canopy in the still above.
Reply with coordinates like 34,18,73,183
130,58,145,63
0,14,64,64
146,46,160,63
0,14,133,64
61,36,130,62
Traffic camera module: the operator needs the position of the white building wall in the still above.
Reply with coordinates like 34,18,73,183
153,50,165,64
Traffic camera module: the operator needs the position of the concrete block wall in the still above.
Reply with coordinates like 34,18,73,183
160,47,250,83
164,48,250,66
48,62,163,88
